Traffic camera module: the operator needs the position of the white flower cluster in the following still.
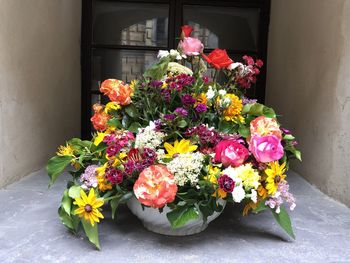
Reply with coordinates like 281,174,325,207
157,49,187,61
135,122,166,150
166,152,204,186
167,62,193,76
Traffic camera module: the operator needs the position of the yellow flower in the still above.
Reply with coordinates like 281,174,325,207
93,127,116,146
163,139,197,158
194,93,208,107
110,152,127,167
57,143,75,157
96,163,112,192
265,161,286,195
204,166,227,199
104,102,121,114
218,94,244,123
243,201,258,216
130,79,138,90
74,188,104,226
236,163,261,190
257,185,268,199
162,82,168,89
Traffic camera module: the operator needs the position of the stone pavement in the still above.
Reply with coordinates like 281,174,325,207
0,169,349,263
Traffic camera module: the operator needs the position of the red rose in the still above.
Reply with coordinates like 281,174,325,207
202,49,233,69
181,25,193,38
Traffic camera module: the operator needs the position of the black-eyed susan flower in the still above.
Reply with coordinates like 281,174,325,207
265,161,286,195
74,188,104,226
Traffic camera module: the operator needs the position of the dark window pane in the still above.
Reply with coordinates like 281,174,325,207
92,49,158,90
93,1,169,47
183,5,260,51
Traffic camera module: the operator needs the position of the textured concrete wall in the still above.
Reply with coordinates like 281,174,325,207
0,0,81,187
267,0,350,206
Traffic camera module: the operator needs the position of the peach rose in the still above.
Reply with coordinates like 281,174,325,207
133,165,178,208
250,116,282,139
90,103,110,131
100,79,132,105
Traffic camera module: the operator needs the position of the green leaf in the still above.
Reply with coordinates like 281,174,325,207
68,185,81,199
294,150,302,161
283,134,295,141
125,104,139,119
143,57,170,80
166,205,199,229
68,138,92,149
271,205,295,239
47,156,72,187
61,189,72,215
81,219,101,250
58,206,75,230
218,120,235,134
238,125,250,138
177,119,188,128
263,106,276,118
107,118,122,128
128,122,141,133
110,198,120,220
252,201,268,213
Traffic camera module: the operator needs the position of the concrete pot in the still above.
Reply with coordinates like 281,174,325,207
127,196,226,236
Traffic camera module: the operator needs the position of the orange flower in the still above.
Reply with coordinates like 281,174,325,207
90,103,110,131
250,116,282,139
133,165,178,208
100,79,132,106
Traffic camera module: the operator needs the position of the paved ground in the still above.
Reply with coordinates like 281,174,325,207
0,169,349,263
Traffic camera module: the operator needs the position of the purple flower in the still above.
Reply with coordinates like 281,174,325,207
218,175,235,193
242,97,258,105
80,165,98,189
174,107,188,117
164,114,176,121
150,80,163,88
161,89,171,103
105,167,124,184
202,76,209,84
195,103,207,113
265,181,296,213
181,94,196,105
281,127,291,135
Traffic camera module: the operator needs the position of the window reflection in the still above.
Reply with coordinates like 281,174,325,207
183,5,259,50
92,49,158,90
93,1,168,46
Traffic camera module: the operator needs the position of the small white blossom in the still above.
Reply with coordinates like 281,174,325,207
228,62,244,71
135,123,166,150
169,49,182,60
218,89,227,96
250,189,257,203
232,184,246,203
166,152,204,186
206,86,215,99
157,50,169,59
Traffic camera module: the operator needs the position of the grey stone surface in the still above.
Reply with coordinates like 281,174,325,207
0,169,349,263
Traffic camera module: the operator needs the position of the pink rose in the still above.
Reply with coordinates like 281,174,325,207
179,37,204,56
214,140,249,167
249,135,284,163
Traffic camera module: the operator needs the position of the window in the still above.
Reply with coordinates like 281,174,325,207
82,0,271,138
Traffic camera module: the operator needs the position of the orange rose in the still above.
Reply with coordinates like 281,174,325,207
250,116,282,139
100,79,132,106
133,165,178,208
90,103,110,131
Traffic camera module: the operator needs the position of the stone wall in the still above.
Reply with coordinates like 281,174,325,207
0,0,82,187
267,0,350,206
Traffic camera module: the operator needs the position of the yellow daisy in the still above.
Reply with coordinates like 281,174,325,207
194,93,208,107
163,139,197,158
265,161,287,195
74,189,104,226
56,143,75,157
218,93,244,123
104,102,121,114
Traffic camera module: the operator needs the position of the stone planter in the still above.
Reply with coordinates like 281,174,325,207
127,196,226,236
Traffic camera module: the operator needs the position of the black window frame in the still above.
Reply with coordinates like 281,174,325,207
81,0,271,139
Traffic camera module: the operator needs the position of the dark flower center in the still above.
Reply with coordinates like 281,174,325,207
274,175,281,184
84,204,92,213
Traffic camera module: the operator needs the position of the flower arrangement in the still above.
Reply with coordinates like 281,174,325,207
47,25,301,249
